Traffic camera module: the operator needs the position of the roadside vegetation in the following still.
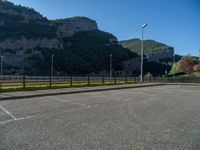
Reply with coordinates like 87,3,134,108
0,81,135,91
170,55,200,77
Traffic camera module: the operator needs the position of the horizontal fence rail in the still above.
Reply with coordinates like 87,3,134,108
0,75,200,90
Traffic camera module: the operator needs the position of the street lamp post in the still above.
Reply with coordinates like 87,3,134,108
51,54,54,78
110,54,112,81
1,56,3,76
140,23,147,84
173,52,175,79
199,49,200,61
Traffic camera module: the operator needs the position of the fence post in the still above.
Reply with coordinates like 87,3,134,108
70,76,73,86
102,75,104,85
87,75,90,85
125,76,127,83
0,76,2,89
49,74,52,87
23,74,26,89
114,75,117,84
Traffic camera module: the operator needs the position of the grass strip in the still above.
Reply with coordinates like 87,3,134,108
0,81,135,91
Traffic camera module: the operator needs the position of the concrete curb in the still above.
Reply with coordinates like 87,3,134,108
1,83,199,101
0,83,166,101
165,83,200,86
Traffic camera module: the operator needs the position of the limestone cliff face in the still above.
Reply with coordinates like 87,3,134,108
0,1,99,51
3,49,44,69
0,38,63,50
0,17,98,50
0,16,98,50
0,1,101,73
0,0,45,23
55,17,98,37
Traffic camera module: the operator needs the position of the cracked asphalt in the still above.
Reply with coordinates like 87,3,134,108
0,85,200,150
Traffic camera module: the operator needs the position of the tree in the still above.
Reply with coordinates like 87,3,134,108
170,61,182,75
180,56,195,74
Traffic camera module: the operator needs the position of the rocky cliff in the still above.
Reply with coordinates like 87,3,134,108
0,1,98,50
54,17,98,37
0,0,136,75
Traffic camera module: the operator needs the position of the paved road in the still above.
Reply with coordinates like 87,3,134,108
0,85,200,150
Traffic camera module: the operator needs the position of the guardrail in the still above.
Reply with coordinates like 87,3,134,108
0,75,200,90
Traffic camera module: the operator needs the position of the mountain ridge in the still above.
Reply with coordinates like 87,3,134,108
0,0,138,75
120,38,174,58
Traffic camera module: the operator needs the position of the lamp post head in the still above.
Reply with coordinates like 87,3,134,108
142,23,148,28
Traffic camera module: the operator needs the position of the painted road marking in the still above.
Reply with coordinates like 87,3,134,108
0,105,33,125
49,96,91,108
0,105,17,120
150,94,157,97
0,116,33,125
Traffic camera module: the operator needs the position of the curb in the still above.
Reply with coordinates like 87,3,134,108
165,83,200,86
1,83,199,101
0,83,166,101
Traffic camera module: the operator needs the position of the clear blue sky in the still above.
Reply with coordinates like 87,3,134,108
9,0,200,56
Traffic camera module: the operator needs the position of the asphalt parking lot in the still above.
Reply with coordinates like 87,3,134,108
0,85,200,150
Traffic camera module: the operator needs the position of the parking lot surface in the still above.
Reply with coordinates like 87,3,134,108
0,85,200,150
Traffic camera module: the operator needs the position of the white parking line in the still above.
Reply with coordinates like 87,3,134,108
0,105,17,120
150,94,157,97
0,105,33,125
0,116,33,125
49,96,66,102
49,96,91,108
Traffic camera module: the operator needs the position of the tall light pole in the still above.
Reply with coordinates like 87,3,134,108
51,54,54,78
140,23,147,84
173,51,175,79
110,54,112,81
199,48,200,61
1,56,3,76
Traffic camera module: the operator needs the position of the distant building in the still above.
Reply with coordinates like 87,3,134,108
193,64,200,72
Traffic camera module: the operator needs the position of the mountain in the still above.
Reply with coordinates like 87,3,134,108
0,1,138,75
120,38,175,76
120,38,174,62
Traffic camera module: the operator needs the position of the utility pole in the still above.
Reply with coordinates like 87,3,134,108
199,49,200,61
173,52,175,79
110,54,112,81
51,54,54,78
1,56,3,76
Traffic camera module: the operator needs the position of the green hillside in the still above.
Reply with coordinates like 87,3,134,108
120,38,173,56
